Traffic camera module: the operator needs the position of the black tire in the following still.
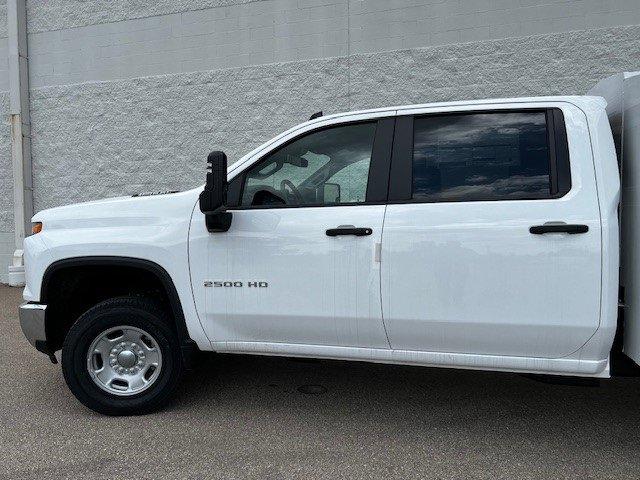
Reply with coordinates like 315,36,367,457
61,296,184,416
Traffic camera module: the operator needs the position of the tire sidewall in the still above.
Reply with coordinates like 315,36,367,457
62,302,182,415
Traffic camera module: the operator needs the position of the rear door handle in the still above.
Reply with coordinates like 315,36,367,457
529,224,589,235
326,226,373,237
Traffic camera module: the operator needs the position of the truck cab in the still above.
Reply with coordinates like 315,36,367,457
19,96,623,415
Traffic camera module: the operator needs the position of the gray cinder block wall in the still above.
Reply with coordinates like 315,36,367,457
1,0,640,282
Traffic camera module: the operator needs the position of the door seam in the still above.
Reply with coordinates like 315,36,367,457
379,204,392,348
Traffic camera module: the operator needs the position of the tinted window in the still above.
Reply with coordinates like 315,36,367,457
241,123,376,207
412,112,552,202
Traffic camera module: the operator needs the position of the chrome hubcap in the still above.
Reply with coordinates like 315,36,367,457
87,326,162,396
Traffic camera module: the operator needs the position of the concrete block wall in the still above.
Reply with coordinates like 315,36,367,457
29,58,352,206
2,0,640,282
25,0,640,88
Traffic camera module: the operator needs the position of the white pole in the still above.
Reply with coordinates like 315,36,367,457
7,0,32,287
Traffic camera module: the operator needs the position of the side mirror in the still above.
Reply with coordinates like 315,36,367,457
199,151,232,232
200,151,227,214
323,182,341,204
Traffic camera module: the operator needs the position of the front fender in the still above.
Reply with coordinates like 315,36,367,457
23,192,210,351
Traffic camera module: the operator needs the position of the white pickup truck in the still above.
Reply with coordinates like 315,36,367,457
19,90,638,415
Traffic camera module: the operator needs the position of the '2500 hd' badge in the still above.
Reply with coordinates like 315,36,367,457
204,281,268,288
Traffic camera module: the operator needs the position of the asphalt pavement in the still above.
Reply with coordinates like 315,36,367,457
1,284,640,479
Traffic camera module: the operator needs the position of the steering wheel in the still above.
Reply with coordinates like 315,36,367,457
280,179,304,205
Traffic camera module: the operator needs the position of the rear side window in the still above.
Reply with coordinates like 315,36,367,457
411,111,564,202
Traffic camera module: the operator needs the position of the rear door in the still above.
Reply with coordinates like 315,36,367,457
381,103,602,358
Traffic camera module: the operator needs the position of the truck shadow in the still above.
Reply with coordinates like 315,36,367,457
173,352,640,451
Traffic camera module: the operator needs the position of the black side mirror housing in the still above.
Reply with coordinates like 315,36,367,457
199,151,232,232
200,151,227,214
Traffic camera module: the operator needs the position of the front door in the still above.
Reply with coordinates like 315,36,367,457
190,117,395,349
381,105,602,359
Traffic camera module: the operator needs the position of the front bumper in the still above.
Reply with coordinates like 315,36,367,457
19,302,50,354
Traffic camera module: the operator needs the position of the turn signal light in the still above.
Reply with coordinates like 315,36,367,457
32,222,43,234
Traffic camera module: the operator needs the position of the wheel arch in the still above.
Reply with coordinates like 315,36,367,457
40,256,197,365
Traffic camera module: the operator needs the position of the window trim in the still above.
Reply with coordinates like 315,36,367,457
387,108,572,204
228,118,395,210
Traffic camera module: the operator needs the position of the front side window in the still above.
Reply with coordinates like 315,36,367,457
412,111,553,202
241,122,377,207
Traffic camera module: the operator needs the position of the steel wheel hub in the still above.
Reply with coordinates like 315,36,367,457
116,349,137,368
87,326,162,396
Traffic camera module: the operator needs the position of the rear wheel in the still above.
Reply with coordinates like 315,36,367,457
62,296,183,415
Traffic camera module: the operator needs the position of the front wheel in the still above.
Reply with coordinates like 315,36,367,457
62,297,184,415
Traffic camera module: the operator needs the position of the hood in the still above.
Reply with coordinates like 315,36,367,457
32,188,202,231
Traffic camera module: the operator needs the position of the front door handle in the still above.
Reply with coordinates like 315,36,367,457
326,226,373,237
529,224,589,235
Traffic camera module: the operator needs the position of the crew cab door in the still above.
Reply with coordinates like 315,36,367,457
381,103,602,358
189,115,394,349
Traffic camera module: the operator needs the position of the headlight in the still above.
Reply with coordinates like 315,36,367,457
31,222,43,234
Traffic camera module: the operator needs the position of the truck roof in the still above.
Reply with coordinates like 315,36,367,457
319,95,607,122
